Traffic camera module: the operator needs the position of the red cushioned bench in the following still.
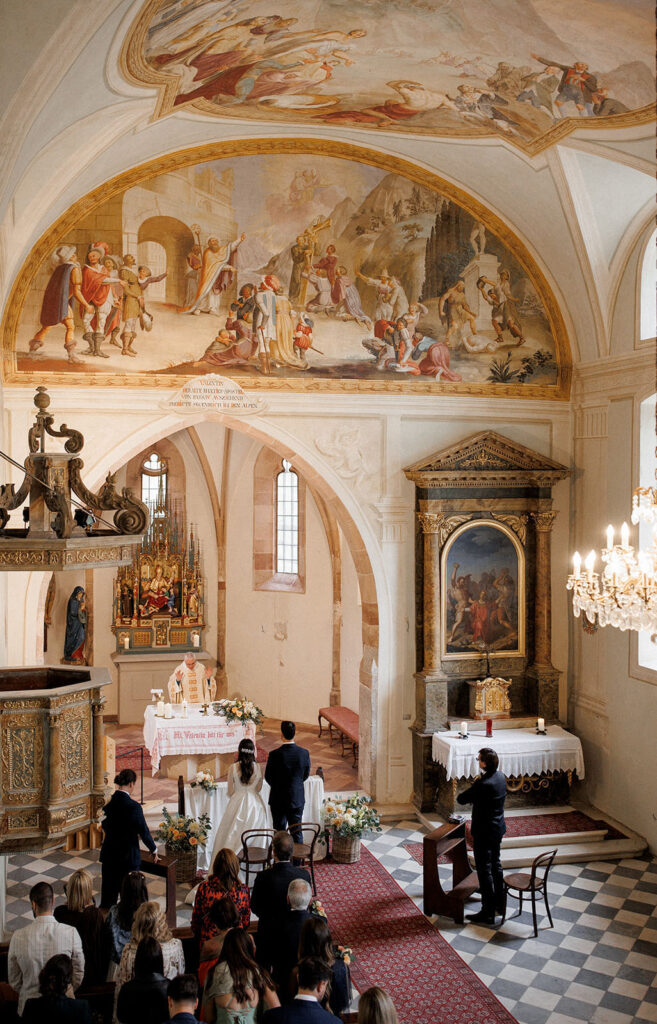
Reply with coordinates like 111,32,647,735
318,706,359,768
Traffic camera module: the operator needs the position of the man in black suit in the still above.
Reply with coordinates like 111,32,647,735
263,958,341,1022
457,746,507,925
272,878,313,992
251,831,311,969
265,720,311,832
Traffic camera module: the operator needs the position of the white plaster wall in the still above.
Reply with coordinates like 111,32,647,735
340,532,361,714
224,435,334,725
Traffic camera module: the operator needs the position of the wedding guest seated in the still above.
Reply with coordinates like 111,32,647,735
357,986,399,1024
55,869,109,988
192,849,250,945
105,871,149,971
198,897,240,990
163,974,200,1024
271,879,313,991
251,832,311,970
22,954,91,1024
288,918,351,1018
115,937,169,1024
114,902,185,1020
8,882,84,1016
262,958,340,1022
201,928,279,1023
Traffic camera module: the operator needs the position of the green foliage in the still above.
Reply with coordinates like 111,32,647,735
155,807,211,851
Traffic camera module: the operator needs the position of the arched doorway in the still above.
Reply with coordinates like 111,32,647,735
137,216,195,306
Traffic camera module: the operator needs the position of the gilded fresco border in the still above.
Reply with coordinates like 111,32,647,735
1,137,572,398
120,0,656,158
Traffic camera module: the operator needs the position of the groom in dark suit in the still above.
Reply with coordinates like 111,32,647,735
265,720,311,832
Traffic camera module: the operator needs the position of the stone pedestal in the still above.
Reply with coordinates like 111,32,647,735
112,649,216,724
461,252,500,330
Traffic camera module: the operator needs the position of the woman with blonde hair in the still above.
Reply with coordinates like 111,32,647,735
54,868,108,987
357,986,399,1024
114,901,184,1021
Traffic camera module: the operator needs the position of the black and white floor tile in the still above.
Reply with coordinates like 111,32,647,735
5,821,657,1024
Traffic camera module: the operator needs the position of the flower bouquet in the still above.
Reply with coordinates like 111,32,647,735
155,807,211,883
335,945,354,966
190,769,218,792
213,696,264,727
322,795,382,863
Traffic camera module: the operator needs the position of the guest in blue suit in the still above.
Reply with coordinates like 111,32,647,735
263,957,341,1022
162,974,199,1024
265,721,311,832
99,768,159,909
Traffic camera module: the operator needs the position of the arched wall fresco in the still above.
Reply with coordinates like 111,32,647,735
2,139,571,398
121,0,655,156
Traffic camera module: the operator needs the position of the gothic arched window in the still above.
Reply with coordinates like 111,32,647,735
276,459,299,574
141,451,168,515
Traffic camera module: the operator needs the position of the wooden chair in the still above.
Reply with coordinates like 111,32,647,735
291,822,322,894
502,848,557,937
239,828,275,887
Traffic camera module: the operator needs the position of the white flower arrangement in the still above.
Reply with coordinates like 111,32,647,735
322,794,382,838
190,769,218,792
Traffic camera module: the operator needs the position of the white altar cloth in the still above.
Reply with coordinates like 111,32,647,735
184,774,325,872
431,726,585,781
144,705,256,773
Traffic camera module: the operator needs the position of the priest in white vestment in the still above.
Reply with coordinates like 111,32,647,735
168,652,217,704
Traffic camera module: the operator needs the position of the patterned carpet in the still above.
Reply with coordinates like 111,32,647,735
403,811,628,865
315,846,518,1024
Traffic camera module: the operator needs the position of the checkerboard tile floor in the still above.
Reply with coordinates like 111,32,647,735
6,821,657,1024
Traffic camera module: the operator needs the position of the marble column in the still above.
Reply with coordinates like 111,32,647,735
532,511,557,667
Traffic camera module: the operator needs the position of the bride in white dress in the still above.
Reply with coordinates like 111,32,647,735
211,739,270,857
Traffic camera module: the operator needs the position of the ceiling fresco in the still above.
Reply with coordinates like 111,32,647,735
2,142,571,396
122,0,655,154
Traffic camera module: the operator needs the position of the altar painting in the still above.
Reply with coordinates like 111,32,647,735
7,149,568,396
122,0,654,154
442,522,523,658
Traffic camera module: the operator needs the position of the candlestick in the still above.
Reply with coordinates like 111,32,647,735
157,700,165,717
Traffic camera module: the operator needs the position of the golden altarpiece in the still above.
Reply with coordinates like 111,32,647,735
404,431,570,812
112,486,205,654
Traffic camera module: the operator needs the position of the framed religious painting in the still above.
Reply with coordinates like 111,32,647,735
441,520,524,659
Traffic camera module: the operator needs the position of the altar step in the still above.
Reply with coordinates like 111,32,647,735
416,804,648,867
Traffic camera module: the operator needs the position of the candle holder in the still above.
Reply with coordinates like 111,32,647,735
536,728,547,735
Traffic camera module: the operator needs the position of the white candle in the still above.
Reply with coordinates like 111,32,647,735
606,525,614,550
537,717,545,731
123,636,129,650
165,703,172,719
157,700,165,716
573,551,581,578
460,720,468,735
192,633,200,648
621,522,629,549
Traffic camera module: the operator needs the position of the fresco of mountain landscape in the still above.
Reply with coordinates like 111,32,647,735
123,0,655,153
7,149,569,394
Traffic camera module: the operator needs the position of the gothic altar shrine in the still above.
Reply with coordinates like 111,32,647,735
404,431,570,813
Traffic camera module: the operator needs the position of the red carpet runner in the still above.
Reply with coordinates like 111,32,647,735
403,810,627,866
315,846,517,1024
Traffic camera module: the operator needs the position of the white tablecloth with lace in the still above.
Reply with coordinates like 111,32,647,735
143,705,256,772
184,774,326,871
431,726,585,781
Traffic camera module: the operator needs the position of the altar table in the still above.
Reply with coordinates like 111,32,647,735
184,774,326,872
143,705,256,777
430,726,585,816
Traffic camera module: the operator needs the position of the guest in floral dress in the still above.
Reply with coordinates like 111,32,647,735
114,902,184,1022
201,928,279,1023
192,849,250,944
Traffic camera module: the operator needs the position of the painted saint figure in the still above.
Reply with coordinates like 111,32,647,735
477,272,525,346
139,565,173,616
63,587,87,664
182,232,246,314
29,245,92,364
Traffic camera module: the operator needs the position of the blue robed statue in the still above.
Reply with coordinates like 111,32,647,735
64,586,87,664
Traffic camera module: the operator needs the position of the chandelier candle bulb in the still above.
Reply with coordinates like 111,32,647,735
606,525,614,550
621,522,630,549
585,551,596,578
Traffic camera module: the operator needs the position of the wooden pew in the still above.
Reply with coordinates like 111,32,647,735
422,821,479,924
318,706,359,767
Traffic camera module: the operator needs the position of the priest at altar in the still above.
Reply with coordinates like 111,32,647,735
168,651,217,704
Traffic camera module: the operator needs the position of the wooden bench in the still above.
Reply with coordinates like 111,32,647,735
422,821,479,924
318,706,359,767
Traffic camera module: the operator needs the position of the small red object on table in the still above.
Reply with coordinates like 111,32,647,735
485,718,493,737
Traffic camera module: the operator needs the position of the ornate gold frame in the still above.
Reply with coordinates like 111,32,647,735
1,137,571,398
440,518,526,661
121,0,656,158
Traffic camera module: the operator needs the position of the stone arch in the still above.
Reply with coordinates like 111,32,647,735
21,409,383,797
137,216,195,306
